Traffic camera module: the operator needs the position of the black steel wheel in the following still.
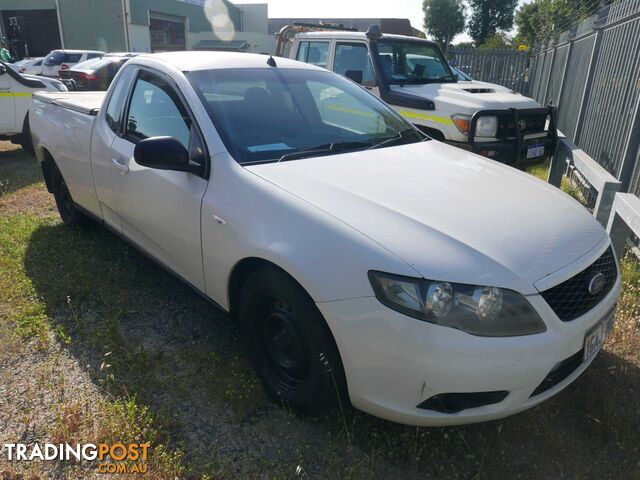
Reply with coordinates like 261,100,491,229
238,266,348,415
52,164,88,226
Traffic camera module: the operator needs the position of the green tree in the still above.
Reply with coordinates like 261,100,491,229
423,0,466,53
478,32,513,49
453,41,475,49
468,0,518,46
515,0,611,47
514,1,540,47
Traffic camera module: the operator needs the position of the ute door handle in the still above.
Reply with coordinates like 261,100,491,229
111,157,129,174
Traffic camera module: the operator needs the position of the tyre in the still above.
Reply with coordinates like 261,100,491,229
20,114,34,155
52,163,88,226
238,266,348,415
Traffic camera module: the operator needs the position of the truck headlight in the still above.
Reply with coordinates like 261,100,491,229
368,271,546,337
475,115,498,137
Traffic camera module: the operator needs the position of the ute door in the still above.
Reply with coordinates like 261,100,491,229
109,68,209,291
0,66,16,131
91,65,137,231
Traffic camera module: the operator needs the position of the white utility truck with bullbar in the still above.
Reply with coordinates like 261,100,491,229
278,24,557,167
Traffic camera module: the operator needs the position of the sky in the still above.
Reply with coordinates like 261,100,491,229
230,0,530,44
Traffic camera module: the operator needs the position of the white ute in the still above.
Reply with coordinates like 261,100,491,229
30,52,620,426
278,24,557,167
0,60,66,153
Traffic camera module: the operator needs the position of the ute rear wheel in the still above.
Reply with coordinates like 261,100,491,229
238,266,348,415
52,164,88,226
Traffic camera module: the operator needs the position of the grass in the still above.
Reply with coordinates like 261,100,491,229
1,142,639,479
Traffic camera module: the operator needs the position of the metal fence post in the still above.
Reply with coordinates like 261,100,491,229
541,45,558,104
548,133,567,187
553,41,573,109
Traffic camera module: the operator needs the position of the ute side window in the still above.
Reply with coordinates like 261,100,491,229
296,41,330,69
333,42,375,85
125,71,191,148
125,70,206,169
105,66,136,134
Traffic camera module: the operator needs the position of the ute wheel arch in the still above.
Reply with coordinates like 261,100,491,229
40,148,56,193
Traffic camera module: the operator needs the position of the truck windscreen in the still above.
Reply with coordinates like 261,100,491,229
376,40,457,85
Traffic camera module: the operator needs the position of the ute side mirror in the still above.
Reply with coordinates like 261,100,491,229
134,136,201,174
345,69,363,84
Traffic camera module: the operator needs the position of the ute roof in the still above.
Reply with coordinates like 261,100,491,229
140,51,319,72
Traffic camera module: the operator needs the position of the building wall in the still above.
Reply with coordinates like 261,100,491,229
238,3,268,34
128,23,151,52
0,0,55,10
0,0,270,55
240,32,274,54
127,0,240,34
57,0,125,52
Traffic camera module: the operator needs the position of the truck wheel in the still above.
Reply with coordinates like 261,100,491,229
52,164,88,226
20,115,34,155
238,266,348,415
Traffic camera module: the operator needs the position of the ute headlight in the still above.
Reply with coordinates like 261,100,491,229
475,115,498,137
368,271,546,337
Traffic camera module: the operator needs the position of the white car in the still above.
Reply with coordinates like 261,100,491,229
30,52,620,426
0,60,66,152
12,57,45,75
41,49,104,78
281,26,557,167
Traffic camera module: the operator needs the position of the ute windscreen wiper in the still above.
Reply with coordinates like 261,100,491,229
277,140,373,162
367,128,428,150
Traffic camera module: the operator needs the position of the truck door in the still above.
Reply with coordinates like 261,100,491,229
331,42,379,96
0,67,16,131
109,69,208,292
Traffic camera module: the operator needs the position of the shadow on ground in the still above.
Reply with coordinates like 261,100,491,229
0,145,41,197
23,220,640,479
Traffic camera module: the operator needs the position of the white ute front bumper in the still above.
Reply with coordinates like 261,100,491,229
317,272,621,427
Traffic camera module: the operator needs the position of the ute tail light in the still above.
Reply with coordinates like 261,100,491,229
60,64,70,70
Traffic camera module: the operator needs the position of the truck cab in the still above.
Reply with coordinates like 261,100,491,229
279,24,556,167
